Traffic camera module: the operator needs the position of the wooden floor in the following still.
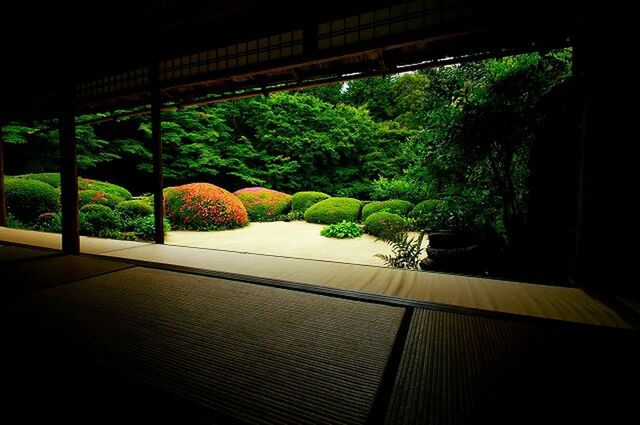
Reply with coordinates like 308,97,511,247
2,243,638,424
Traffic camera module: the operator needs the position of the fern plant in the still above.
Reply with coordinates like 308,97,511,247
375,231,426,270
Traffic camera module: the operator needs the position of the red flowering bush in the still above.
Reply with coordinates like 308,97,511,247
233,187,292,222
164,183,248,230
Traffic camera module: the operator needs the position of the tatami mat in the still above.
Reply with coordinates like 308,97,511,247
384,308,638,425
0,227,629,328
3,255,132,295
16,267,404,424
103,244,629,328
0,244,57,263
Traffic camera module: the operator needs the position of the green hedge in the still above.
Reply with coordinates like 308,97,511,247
364,211,406,237
361,199,414,221
79,204,122,238
304,197,362,224
291,191,331,213
5,178,61,222
79,190,124,209
411,200,445,229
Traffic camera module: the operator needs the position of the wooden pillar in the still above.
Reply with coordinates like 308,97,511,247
0,125,6,227
150,65,164,244
59,84,80,255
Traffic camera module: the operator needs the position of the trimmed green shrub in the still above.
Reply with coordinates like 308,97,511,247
234,187,292,222
361,199,414,221
132,215,170,241
79,204,122,238
34,212,62,233
164,183,248,231
16,172,61,188
291,191,331,213
116,200,154,225
79,190,124,209
5,178,61,222
364,211,406,237
81,178,132,200
320,221,364,239
304,197,363,225
14,174,132,200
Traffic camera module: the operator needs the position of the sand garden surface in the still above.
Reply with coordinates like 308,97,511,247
166,221,427,267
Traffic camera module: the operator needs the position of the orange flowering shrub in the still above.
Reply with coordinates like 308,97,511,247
233,187,292,222
164,183,248,230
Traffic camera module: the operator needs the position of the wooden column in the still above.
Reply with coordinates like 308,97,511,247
151,65,165,244
0,125,6,227
59,84,80,255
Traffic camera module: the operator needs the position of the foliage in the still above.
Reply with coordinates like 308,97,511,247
375,231,426,270
81,179,132,200
6,213,28,230
281,210,304,222
12,173,132,200
3,49,572,250
132,215,170,241
16,172,60,188
320,221,364,239
363,211,406,237
412,198,479,233
34,212,62,233
291,191,331,213
369,177,429,204
5,178,60,222
116,200,154,230
304,197,362,225
164,183,248,230
361,199,414,221
79,204,122,238
233,187,292,222
79,190,124,209
344,76,395,121
411,200,445,229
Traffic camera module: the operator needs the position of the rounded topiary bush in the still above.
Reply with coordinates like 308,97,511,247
79,190,124,209
233,187,292,222
116,200,153,221
164,183,248,230
16,172,61,188
361,199,414,221
80,178,132,200
14,174,132,200
116,200,154,230
364,211,406,237
5,178,61,222
291,191,331,214
304,197,363,225
411,200,445,229
79,204,122,238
